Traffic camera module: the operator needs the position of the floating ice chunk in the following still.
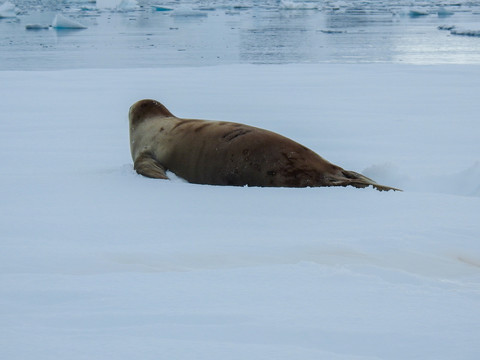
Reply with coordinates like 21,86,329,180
319,29,345,34
438,24,455,31
324,0,347,12
232,5,251,10
26,24,50,30
117,0,138,11
196,6,216,11
439,23,480,37
437,7,454,17
170,7,207,17
450,28,480,37
408,9,429,18
0,1,15,11
152,5,172,12
96,0,122,9
279,0,318,10
52,14,88,29
0,1,17,18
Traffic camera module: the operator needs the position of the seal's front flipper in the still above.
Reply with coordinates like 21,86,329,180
134,152,169,179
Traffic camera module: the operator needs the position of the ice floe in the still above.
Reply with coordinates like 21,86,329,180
451,28,480,37
0,1,17,18
279,0,318,10
152,5,173,12
1,62,480,360
116,0,138,11
170,7,208,17
25,24,50,30
52,14,88,29
319,29,346,34
438,24,456,31
96,0,123,9
437,7,454,17
408,9,429,17
438,24,480,37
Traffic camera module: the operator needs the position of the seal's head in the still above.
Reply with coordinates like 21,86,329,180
129,99,175,127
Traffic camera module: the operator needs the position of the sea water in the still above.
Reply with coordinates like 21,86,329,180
1,0,480,69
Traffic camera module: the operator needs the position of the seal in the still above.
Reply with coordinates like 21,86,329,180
129,99,400,191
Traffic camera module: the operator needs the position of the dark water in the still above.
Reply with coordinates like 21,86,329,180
1,0,480,70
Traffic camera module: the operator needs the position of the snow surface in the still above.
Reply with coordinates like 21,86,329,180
1,64,479,359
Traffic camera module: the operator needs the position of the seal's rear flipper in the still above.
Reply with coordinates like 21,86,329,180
134,152,169,179
329,170,402,192
371,183,402,192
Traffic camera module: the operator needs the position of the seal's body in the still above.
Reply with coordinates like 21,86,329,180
129,99,399,191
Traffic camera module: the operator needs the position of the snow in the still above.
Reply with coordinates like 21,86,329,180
1,64,480,359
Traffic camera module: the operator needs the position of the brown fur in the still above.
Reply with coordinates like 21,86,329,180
129,99,400,191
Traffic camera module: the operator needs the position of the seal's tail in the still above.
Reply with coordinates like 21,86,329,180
328,170,402,192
